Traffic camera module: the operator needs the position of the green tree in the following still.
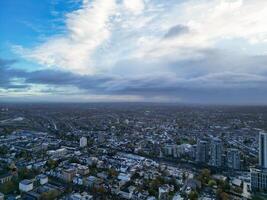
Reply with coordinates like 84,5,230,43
18,168,38,180
0,179,18,194
217,188,229,200
0,146,8,155
46,159,58,169
198,169,211,185
188,190,198,200
40,190,59,200
208,179,216,187
69,157,80,164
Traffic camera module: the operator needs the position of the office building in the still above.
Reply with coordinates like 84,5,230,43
250,131,267,191
196,140,209,163
227,148,240,170
210,138,222,167
259,131,267,168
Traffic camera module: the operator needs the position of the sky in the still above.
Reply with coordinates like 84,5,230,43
1,0,267,104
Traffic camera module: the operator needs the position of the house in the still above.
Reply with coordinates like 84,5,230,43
19,179,34,192
69,192,93,200
77,165,89,176
73,175,83,185
22,183,62,200
36,174,48,185
0,173,12,184
118,173,131,182
62,168,76,182
159,184,173,200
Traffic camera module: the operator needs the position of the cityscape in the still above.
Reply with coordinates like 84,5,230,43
0,103,266,199
1,0,267,199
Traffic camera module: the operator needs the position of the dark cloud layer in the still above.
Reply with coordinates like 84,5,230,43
0,58,29,89
1,50,267,104
164,24,189,38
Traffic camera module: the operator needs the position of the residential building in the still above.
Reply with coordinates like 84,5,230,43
227,148,240,170
210,138,223,167
0,173,12,184
250,168,267,191
196,140,209,163
36,174,48,185
19,179,34,192
259,131,267,168
62,169,76,182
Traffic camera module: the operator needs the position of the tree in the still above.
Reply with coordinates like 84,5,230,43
182,172,187,181
217,179,230,191
198,169,211,185
46,159,58,169
217,188,229,200
18,168,36,179
69,157,80,164
40,190,59,200
108,168,118,178
208,180,216,187
0,179,18,194
188,190,198,200
0,146,8,155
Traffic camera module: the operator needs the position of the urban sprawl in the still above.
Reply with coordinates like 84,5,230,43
0,103,267,200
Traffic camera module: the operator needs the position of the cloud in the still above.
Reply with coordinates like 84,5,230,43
129,0,267,61
0,58,17,68
14,0,267,72
123,0,145,15
164,24,189,38
0,58,29,89
6,0,267,103
14,0,117,74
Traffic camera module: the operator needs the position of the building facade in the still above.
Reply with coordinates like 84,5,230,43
210,138,223,167
196,140,209,163
250,131,267,191
250,168,267,191
80,137,87,148
259,131,267,168
227,148,240,170
19,179,33,192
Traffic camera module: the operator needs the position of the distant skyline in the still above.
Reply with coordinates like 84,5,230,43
1,0,267,104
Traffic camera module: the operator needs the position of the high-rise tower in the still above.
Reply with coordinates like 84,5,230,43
196,140,209,163
210,138,222,167
259,131,267,168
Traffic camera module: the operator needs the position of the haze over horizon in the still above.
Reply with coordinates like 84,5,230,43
1,0,267,104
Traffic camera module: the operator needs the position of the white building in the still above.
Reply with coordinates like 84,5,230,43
36,174,48,185
19,179,33,192
80,137,87,148
47,148,67,157
259,131,267,168
118,173,131,182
